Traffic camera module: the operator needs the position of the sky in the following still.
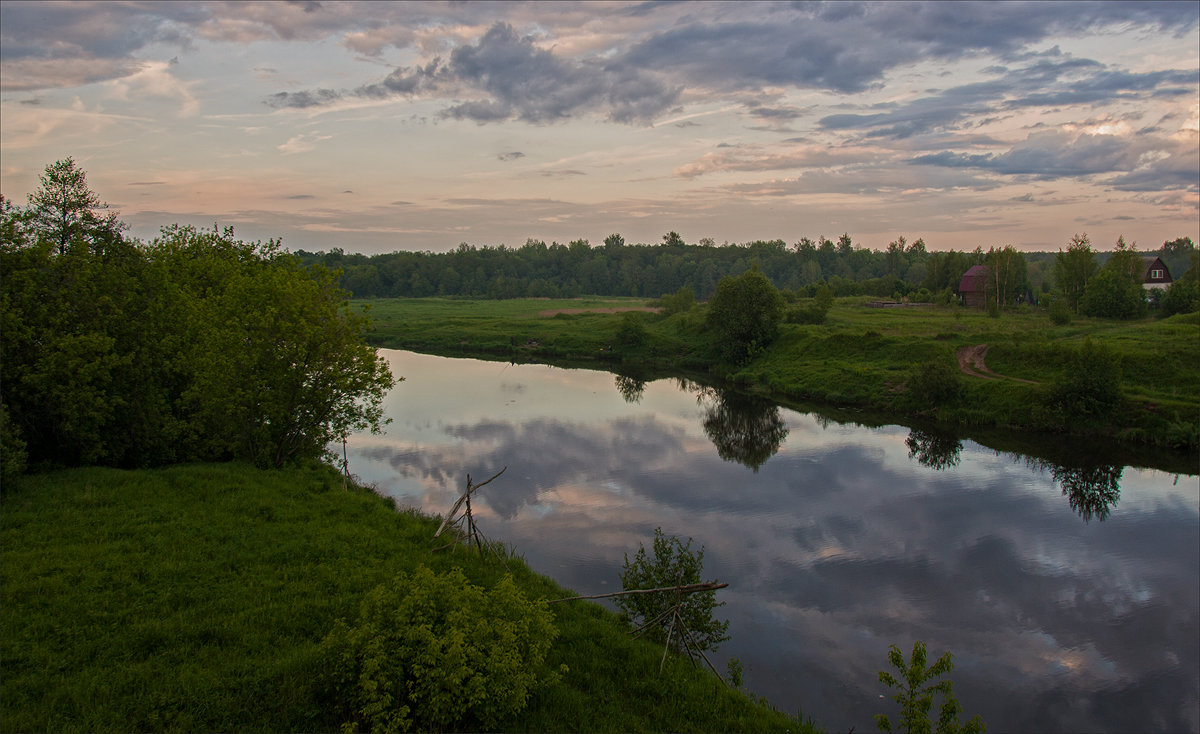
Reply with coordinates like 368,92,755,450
1,1,1197,255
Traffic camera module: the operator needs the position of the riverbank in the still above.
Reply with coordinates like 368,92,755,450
0,462,818,733
359,296,1199,461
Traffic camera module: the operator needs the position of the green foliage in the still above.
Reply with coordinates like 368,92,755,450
906,358,963,409
1053,233,1097,312
1046,338,1123,421
1,160,395,471
706,268,785,363
876,641,986,734
785,283,833,324
617,527,729,655
1047,294,1071,325
1080,236,1147,319
614,312,650,351
658,285,696,315
323,565,559,733
1160,251,1199,317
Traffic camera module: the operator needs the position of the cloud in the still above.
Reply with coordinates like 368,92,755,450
497,151,525,161
276,133,332,154
913,125,1200,191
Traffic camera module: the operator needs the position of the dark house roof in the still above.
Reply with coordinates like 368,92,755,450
1141,256,1173,288
959,265,989,293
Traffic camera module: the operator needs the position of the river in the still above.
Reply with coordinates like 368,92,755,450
346,349,1199,733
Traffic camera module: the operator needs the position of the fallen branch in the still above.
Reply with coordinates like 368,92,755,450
544,581,728,604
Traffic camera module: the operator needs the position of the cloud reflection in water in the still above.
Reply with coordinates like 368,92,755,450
349,351,1199,733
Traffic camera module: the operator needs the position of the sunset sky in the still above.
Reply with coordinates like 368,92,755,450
2,1,1197,254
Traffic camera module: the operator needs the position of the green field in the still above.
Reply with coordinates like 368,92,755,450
358,296,1200,454
0,462,819,733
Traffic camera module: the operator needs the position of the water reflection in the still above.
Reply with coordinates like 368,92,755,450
697,387,789,472
614,374,646,404
348,351,1199,734
905,428,963,470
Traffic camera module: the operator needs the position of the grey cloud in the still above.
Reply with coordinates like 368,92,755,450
497,151,524,162
265,87,342,109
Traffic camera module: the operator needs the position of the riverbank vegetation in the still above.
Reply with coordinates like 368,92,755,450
0,462,818,733
359,293,1199,453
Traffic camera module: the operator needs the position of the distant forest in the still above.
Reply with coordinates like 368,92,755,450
293,232,1196,302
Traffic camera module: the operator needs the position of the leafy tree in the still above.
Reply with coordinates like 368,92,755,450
2,159,396,472
1160,250,1199,316
26,157,123,255
984,245,1027,308
658,285,695,315
662,231,685,247
1080,236,1146,319
706,267,785,363
617,527,729,655
1053,233,1097,312
153,225,397,469
905,429,962,470
876,641,986,734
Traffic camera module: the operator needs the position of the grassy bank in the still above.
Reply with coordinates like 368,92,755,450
359,296,1199,455
0,463,817,733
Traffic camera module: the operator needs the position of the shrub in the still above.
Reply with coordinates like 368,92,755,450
614,312,649,351
322,565,559,733
617,527,729,655
906,358,963,409
1047,295,1071,325
1046,338,1123,421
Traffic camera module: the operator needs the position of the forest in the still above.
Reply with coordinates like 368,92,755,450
295,230,1197,307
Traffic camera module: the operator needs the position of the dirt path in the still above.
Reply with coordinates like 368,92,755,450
537,306,660,317
956,344,1038,383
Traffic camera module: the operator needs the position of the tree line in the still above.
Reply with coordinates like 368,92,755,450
295,231,1196,310
1,159,395,482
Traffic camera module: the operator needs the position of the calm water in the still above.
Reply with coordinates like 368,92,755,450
347,350,1199,733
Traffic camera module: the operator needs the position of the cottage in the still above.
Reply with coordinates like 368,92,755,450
1141,256,1173,291
958,265,990,308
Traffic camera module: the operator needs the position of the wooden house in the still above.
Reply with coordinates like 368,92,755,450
1141,256,1173,291
958,265,990,307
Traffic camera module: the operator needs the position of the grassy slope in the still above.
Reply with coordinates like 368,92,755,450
358,296,1200,455
0,463,817,733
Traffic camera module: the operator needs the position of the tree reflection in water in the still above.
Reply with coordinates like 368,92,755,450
905,428,963,470
697,387,788,472
1051,463,1123,522
614,374,646,404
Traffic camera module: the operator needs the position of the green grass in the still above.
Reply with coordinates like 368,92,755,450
0,463,818,733
355,296,1200,453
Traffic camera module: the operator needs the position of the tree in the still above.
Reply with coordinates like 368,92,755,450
876,641,986,734
1160,249,1199,316
26,157,123,255
984,245,1027,308
1053,233,1097,312
153,225,397,469
706,267,785,363
1080,236,1146,319
617,527,729,655
662,231,685,247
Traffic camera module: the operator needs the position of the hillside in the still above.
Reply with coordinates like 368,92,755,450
0,462,818,733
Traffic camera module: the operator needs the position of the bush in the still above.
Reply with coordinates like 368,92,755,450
1046,338,1123,421
906,358,963,409
322,566,559,733
617,527,729,655
785,284,833,325
614,312,649,351
1047,294,1071,325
